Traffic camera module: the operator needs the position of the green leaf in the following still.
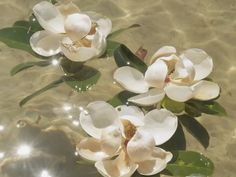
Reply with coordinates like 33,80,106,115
103,40,121,57
187,100,227,116
161,96,185,113
13,17,43,33
166,151,214,176
107,24,141,39
132,171,160,177
0,27,33,53
114,44,147,73
60,57,84,75
179,115,209,148
185,103,202,117
62,66,101,91
160,122,186,151
19,78,63,107
107,90,137,107
10,60,52,76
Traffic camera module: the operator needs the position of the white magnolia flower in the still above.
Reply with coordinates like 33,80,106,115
77,101,178,177
114,46,220,106
30,1,112,62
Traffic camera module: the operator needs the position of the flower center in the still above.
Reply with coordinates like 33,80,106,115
122,120,137,141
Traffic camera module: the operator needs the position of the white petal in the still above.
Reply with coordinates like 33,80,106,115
192,80,220,100
144,59,168,88
158,54,179,72
101,126,122,156
30,31,61,57
77,138,109,161
116,105,144,118
91,30,107,57
137,147,172,175
33,1,65,33
140,109,178,145
127,130,155,162
96,18,112,37
113,66,149,94
61,37,97,62
128,88,165,106
80,101,119,139
172,56,195,83
150,46,176,64
57,2,80,17
164,82,193,102
180,48,213,81
65,13,92,41
95,151,138,177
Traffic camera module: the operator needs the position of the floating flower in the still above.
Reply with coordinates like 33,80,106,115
114,46,220,105
30,1,112,61
77,101,177,177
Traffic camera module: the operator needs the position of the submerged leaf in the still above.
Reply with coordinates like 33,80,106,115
62,66,101,91
107,90,137,107
11,60,52,76
185,103,202,117
161,96,185,113
179,115,209,148
187,100,227,116
107,24,141,39
103,40,121,57
19,78,63,107
60,58,84,75
114,44,147,73
0,27,33,53
166,151,214,176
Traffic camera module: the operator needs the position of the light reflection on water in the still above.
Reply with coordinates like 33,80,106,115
0,0,236,177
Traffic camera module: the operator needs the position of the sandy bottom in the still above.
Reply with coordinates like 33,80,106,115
0,0,236,176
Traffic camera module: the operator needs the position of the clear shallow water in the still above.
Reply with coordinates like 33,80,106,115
0,0,236,176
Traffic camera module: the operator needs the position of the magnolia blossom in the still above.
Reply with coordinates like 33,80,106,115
77,101,178,177
30,1,112,61
114,46,220,106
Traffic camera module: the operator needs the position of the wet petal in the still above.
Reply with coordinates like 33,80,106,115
30,30,61,57
96,18,112,37
116,105,144,125
150,46,176,64
158,54,179,72
180,48,213,81
77,138,109,161
137,147,172,175
57,2,80,17
140,109,178,145
61,37,97,62
91,30,107,57
33,1,65,33
128,88,165,106
95,151,138,177
192,80,220,100
145,59,168,88
113,66,149,94
127,130,155,162
164,82,193,102
172,56,195,83
65,13,92,41
101,126,122,156
80,101,119,139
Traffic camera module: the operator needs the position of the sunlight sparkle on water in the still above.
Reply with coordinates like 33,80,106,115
0,152,5,159
40,170,52,177
17,144,32,157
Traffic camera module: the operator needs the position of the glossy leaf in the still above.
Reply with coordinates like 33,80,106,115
185,103,202,117
107,90,137,107
179,115,210,148
62,66,100,91
114,44,147,73
161,96,185,113
0,27,33,53
10,60,52,76
107,24,141,39
166,151,214,176
160,122,186,151
187,100,227,116
60,58,84,75
19,78,63,107
103,40,121,57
